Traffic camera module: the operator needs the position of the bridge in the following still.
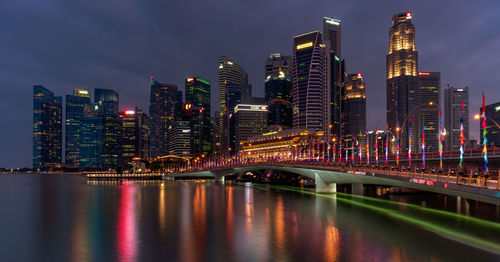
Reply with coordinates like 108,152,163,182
170,162,500,205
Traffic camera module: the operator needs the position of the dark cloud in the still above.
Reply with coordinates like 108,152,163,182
0,0,499,167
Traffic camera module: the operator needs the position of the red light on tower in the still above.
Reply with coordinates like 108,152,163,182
406,12,411,17
124,110,135,115
150,75,154,80
187,77,194,82
357,73,362,78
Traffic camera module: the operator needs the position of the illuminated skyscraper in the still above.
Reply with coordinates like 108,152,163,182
444,85,469,150
265,53,291,78
343,73,366,144
386,12,419,153
65,89,90,166
149,77,181,157
120,108,150,168
95,88,121,169
185,76,212,156
292,31,326,130
323,17,344,140
79,103,103,169
417,72,441,152
233,104,268,152
33,85,62,168
265,69,292,129
218,55,249,155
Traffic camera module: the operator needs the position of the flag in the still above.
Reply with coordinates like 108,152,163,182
482,93,488,172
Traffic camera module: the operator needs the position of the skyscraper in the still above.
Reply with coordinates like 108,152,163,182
265,53,291,78
79,103,103,169
149,77,181,157
418,72,441,152
33,85,62,168
95,88,121,169
323,17,344,140
120,108,151,168
65,89,91,166
265,69,293,129
218,55,249,155
343,73,366,145
185,76,212,156
444,85,469,150
386,12,419,153
292,31,326,130
233,104,268,152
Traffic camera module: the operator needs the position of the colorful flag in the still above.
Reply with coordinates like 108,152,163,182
439,110,444,169
482,93,488,172
408,117,412,166
459,103,464,169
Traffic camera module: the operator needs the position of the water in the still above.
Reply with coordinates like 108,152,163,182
1,175,500,262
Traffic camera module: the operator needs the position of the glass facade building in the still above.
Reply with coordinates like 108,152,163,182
343,73,366,145
265,70,293,129
65,89,91,166
417,72,441,152
444,85,469,150
185,77,212,157
95,88,121,169
233,104,268,152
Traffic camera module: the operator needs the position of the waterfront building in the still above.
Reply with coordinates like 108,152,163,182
218,55,249,155
444,85,469,150
292,31,326,130
323,17,344,141
233,104,268,152
417,72,441,152
265,53,291,78
480,101,500,146
185,76,212,157
343,73,366,145
120,108,151,168
65,89,91,166
168,120,192,157
95,88,121,169
265,69,293,130
79,103,103,169
33,85,62,168
149,77,181,157
386,12,419,153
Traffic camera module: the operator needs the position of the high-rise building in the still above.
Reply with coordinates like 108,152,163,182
65,89,91,166
323,17,344,141
343,73,366,145
386,12,419,153
120,108,151,168
168,120,192,157
218,55,249,155
265,53,291,78
33,85,62,168
417,72,441,152
149,77,181,157
185,77,212,157
95,88,121,169
480,101,500,146
292,31,326,130
233,104,268,152
79,103,103,169
444,85,469,150
265,69,293,129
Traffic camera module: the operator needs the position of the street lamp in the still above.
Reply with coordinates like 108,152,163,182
474,114,500,129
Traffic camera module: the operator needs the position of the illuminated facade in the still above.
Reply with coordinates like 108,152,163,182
265,53,291,78
218,55,249,155
168,120,191,157
120,108,150,168
233,104,268,152
292,31,326,130
95,88,121,169
444,85,469,150
323,17,344,141
149,77,182,157
343,73,366,145
79,103,103,169
185,77,212,157
386,12,419,153
265,69,293,129
417,72,440,152
33,85,62,168
65,88,91,166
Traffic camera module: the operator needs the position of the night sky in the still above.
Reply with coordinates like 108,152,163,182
1,0,499,168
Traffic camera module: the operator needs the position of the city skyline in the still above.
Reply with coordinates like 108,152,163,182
1,1,500,167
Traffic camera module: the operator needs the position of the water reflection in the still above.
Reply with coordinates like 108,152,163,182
117,184,138,262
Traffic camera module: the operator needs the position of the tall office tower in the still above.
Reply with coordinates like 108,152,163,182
323,17,344,140
149,77,181,157
65,89,91,166
386,12,419,153
185,77,212,156
444,85,469,150
292,31,326,130
95,88,121,169
265,69,293,130
343,73,366,145
218,55,249,155
213,111,221,155
168,120,192,157
417,72,441,152
233,104,268,152
120,108,151,168
265,53,291,78
33,85,62,168
481,101,500,146
79,103,103,169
